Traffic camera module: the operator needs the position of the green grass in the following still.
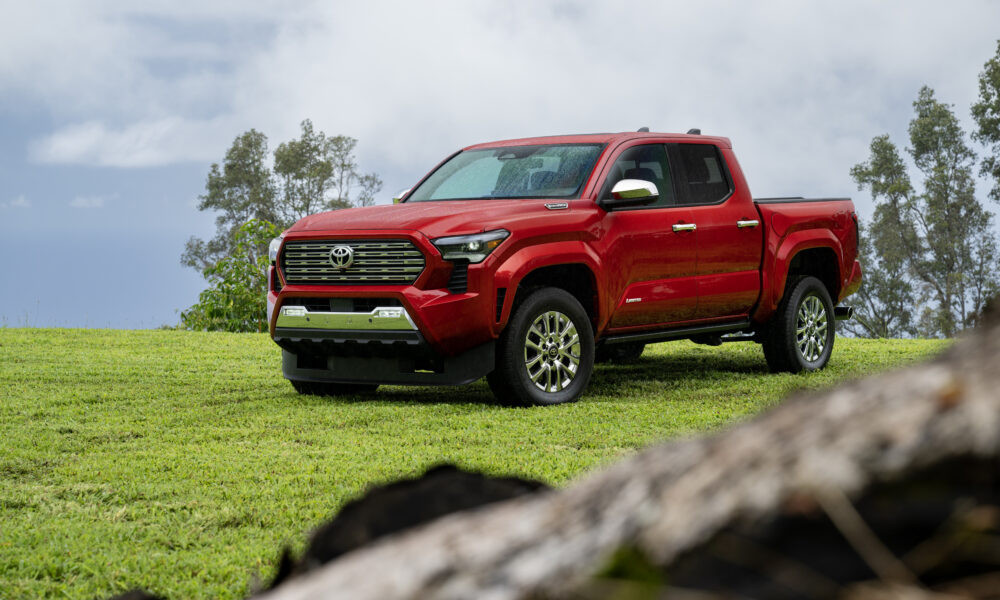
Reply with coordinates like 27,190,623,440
0,329,947,599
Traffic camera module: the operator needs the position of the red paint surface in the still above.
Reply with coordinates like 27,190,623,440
269,132,861,356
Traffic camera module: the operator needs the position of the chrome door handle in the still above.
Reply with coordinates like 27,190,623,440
737,220,760,228
672,223,697,232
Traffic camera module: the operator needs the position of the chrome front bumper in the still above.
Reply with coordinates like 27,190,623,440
274,305,418,331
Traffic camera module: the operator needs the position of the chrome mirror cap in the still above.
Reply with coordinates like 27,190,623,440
392,188,412,204
599,179,660,210
611,179,659,201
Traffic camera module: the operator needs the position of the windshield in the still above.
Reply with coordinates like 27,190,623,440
407,144,604,201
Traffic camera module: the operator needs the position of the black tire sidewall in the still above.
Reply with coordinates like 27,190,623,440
779,277,835,372
495,288,595,406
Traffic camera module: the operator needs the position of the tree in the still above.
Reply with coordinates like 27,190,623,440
852,87,1000,338
273,120,383,222
847,136,918,338
180,121,383,332
972,40,1000,204
180,219,280,333
182,129,278,272
182,121,382,273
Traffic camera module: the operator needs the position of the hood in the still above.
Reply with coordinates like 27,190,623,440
290,199,593,239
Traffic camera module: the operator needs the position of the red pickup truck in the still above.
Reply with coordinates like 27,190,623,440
266,131,861,405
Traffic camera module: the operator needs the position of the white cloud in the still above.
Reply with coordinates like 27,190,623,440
1,195,31,209
6,1,1000,218
70,195,108,209
31,117,233,167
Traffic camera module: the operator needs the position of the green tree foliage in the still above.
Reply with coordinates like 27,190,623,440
182,120,382,272
973,40,1000,204
273,120,383,222
182,129,278,272
180,219,280,332
180,120,382,331
852,87,1000,337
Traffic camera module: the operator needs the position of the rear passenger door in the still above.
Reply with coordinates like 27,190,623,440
669,143,763,319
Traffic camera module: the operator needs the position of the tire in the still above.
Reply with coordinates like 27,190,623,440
762,276,835,373
487,287,595,406
291,380,379,396
595,342,645,363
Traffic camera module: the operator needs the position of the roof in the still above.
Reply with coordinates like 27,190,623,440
463,131,732,150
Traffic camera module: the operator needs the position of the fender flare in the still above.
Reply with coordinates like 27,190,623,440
757,230,843,321
493,241,605,329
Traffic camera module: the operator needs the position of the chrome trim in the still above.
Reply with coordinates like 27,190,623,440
392,188,412,204
672,223,697,232
545,202,569,210
281,239,425,285
275,305,418,331
834,306,854,321
737,219,760,228
611,179,659,200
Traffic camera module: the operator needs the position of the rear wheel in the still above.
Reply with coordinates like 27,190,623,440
291,380,379,396
487,287,595,406
762,276,835,373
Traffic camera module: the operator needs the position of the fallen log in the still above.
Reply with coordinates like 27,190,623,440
260,311,1000,600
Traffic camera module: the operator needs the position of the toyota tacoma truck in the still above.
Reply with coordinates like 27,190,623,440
266,130,862,405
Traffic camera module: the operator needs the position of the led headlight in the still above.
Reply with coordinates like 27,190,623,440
268,234,285,264
432,229,509,263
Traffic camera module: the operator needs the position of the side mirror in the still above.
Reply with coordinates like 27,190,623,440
599,179,659,210
393,188,412,204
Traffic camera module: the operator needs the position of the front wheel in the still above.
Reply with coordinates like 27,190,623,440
487,287,595,406
762,276,835,373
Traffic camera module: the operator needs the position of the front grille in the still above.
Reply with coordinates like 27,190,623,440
281,297,402,312
281,239,425,285
447,260,469,294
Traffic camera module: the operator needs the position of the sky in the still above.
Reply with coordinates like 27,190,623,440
1,0,999,328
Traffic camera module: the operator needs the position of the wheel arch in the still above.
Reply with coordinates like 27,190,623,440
493,243,603,334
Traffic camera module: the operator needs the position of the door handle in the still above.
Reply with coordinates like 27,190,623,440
737,220,760,228
672,223,697,232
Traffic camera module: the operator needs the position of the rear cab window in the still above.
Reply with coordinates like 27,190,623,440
671,143,733,205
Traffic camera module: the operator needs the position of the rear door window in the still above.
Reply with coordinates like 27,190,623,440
672,144,733,205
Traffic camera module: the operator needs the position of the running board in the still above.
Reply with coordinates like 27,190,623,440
602,319,752,346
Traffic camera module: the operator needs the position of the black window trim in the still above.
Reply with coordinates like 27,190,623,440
595,142,687,212
666,142,735,207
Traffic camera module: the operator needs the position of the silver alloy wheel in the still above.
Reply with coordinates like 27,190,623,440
796,295,828,363
524,310,581,393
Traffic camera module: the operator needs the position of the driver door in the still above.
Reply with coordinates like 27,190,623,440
599,143,699,329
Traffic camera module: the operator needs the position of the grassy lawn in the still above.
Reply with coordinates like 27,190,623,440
0,329,947,599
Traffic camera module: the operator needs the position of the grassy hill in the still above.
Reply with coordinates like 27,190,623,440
0,328,947,599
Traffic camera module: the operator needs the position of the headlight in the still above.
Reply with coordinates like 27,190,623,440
432,229,509,263
268,234,285,264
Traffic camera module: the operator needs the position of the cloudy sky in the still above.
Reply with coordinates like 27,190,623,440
1,1,999,328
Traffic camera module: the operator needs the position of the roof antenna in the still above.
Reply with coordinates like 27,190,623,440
637,126,649,132
687,128,701,135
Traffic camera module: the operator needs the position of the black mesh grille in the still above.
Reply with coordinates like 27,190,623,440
281,239,425,285
447,261,469,294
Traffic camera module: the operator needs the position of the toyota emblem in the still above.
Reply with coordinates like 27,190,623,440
329,245,354,269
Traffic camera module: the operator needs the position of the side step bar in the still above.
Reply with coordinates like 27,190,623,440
602,319,751,346
834,306,854,321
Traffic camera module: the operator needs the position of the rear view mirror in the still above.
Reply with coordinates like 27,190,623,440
599,179,659,210
393,188,412,204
